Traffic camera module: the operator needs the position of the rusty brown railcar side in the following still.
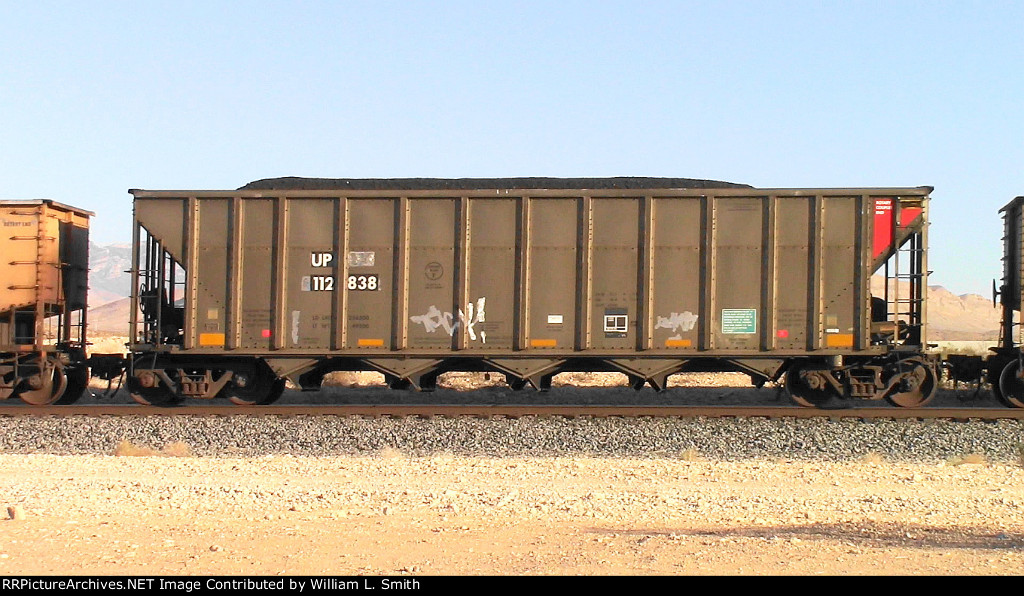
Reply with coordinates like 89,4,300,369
126,182,935,407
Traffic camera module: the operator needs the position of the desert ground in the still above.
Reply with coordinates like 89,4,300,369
2,452,1024,576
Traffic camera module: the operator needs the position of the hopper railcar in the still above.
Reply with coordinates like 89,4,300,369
0,200,92,405
123,178,938,408
985,196,1024,406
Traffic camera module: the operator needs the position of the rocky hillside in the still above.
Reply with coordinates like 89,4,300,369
88,297,132,335
870,277,1001,341
87,242,132,307
926,285,1002,341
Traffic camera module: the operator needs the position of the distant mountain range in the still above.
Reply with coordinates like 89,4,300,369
868,277,1001,342
87,242,132,307
87,296,133,336
84,243,1003,341
923,286,1002,341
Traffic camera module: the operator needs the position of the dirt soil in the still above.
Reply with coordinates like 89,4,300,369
2,453,1024,576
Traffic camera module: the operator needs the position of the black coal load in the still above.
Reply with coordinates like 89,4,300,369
239,176,752,191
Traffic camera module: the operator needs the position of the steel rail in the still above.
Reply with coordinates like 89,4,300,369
0,404,1021,420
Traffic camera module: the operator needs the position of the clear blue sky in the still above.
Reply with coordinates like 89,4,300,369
2,1,1021,296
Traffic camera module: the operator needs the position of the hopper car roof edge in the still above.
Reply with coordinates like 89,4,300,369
999,196,1024,213
0,199,95,217
129,186,934,199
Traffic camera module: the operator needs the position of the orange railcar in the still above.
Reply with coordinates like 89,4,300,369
0,200,92,404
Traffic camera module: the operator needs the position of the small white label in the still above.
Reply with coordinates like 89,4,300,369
547,314,563,324
348,251,375,267
826,328,840,333
604,315,628,333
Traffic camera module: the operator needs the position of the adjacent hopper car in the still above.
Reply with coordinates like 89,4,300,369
986,196,1024,406
7,178,1016,409
0,200,92,404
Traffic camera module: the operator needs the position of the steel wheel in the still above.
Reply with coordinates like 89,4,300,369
998,361,1024,408
54,366,89,405
785,362,835,408
885,360,938,408
227,378,285,405
984,357,1012,406
128,371,181,407
18,360,68,406
991,372,1009,406
224,366,286,405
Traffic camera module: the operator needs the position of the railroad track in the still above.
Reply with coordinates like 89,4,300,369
0,404,1022,420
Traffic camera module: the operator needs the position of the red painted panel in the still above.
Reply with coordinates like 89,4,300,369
873,198,921,260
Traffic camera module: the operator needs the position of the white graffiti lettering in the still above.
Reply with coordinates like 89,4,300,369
463,297,486,342
655,311,698,340
410,298,487,343
410,305,456,335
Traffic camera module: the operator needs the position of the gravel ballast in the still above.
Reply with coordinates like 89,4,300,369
0,414,1020,462
4,373,1019,462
